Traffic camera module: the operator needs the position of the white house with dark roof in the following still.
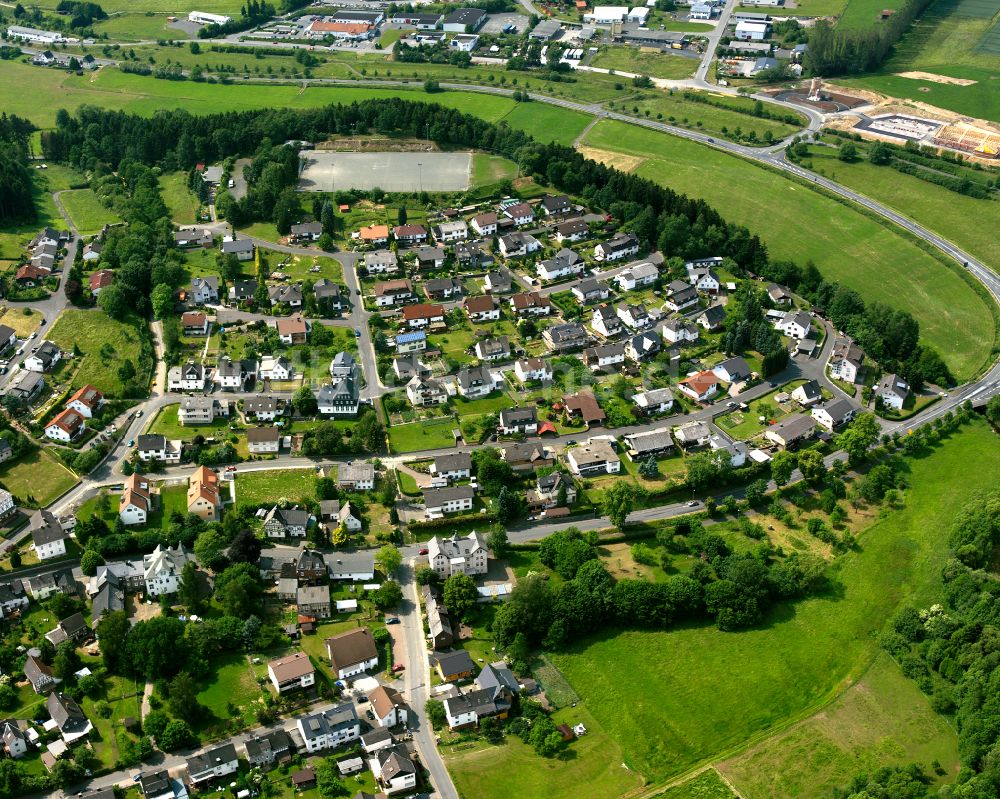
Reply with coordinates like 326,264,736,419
595,234,640,263
427,531,488,577
30,510,67,561
424,486,476,519
775,310,812,340
876,373,911,410
430,452,472,481
812,397,856,431
187,742,239,785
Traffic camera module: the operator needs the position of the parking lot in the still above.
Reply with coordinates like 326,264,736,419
480,12,529,34
299,151,473,192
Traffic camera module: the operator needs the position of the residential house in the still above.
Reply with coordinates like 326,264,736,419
47,692,92,744
527,471,576,511
289,221,323,242
174,228,212,248
119,474,153,526
626,331,661,362
617,302,651,330
323,551,376,582
615,261,659,291
434,220,468,243
167,362,206,392
664,280,699,312
44,408,85,442
432,649,477,682
221,237,254,261
591,305,623,339
662,319,700,344
454,241,492,269
483,268,513,294
764,413,817,448
268,284,304,309
775,310,812,339
673,421,712,449
244,729,292,768
358,225,390,246
503,202,534,226
338,462,375,490
471,212,498,236
247,426,281,454
313,280,345,314
263,506,309,538
632,387,674,415
497,232,540,259
325,628,379,679
401,303,445,330
187,466,221,521
564,390,606,425
543,322,589,352
709,433,748,467
393,353,430,382
15,263,51,286
423,277,463,301
143,544,189,596
678,370,719,402
595,233,640,263
259,355,293,381
514,357,552,383
624,427,676,459
244,395,283,421
828,337,865,384
474,336,510,362
228,280,258,304
298,586,331,619
23,341,61,373
268,651,316,693
536,249,584,281
65,385,104,419
395,330,427,354
375,279,415,308
423,486,476,519
423,586,454,650
364,250,399,276
0,324,15,354
138,771,175,799
187,742,239,786
416,246,447,270
88,269,113,295
136,434,182,465
406,374,448,406
368,685,408,728
181,311,209,337
554,218,589,243
566,439,620,476
430,452,472,481
178,396,229,426
296,549,327,582
393,224,428,245
712,356,751,384
583,341,626,371
572,278,610,304
0,578,28,617
463,295,500,322
190,275,219,305
767,283,793,305
30,510,67,560
24,654,58,693
812,397,856,431
44,612,89,647
1,721,28,759
697,305,726,331
456,365,496,398
276,315,309,345
540,194,572,216
876,373,911,410
510,291,552,317
371,745,417,795
498,406,538,435
791,380,822,406
82,240,102,262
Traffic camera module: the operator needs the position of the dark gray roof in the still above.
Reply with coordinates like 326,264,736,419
433,648,476,676
187,742,238,775
29,509,65,546
423,485,476,507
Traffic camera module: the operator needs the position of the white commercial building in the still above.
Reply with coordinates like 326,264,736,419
188,11,232,25
734,21,770,41
5,25,65,44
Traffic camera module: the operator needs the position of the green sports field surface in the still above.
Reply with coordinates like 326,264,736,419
548,420,999,784
582,120,995,380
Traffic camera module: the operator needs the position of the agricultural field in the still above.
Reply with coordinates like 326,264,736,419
590,47,698,80
92,12,193,41
497,102,592,146
0,307,41,339
655,771,735,799
717,653,960,799
0,449,78,505
837,0,910,28
581,120,996,380
802,142,1000,271
743,0,848,17
233,467,318,506
58,188,123,235
545,420,999,787
472,154,519,186
47,310,153,396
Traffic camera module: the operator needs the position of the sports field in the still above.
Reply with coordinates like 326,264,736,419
547,420,999,784
582,120,995,380
299,151,472,192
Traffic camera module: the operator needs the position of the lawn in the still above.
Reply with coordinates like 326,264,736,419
149,404,233,439
803,143,1000,272
159,171,202,225
47,309,153,396
92,12,193,41
717,653,960,799
59,188,122,236
590,47,698,80
838,0,909,28
472,153,519,187
194,652,262,734
387,417,458,453
582,120,995,381
654,770,735,799
547,420,1000,784
0,162,86,258
235,467,318,506
0,449,79,505
444,705,642,799
0,307,41,338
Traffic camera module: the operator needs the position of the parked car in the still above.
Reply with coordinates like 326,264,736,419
418,548,428,555
392,664,405,673
385,617,400,625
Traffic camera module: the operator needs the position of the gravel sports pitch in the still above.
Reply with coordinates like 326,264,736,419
298,151,473,192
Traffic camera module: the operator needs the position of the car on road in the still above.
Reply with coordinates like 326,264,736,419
127,439,134,447
385,617,400,625
686,500,699,507
726,401,736,407
354,328,361,337
133,773,143,782
29,332,36,339
0,367,6,375
366,709,375,720
418,548,428,555
136,410,143,417
225,465,237,472
39,318,45,325
392,664,405,673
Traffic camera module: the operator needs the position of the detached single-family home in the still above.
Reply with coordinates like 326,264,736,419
167,361,207,392
697,305,726,331
664,280,699,312
678,370,719,402
764,413,817,448
174,228,213,248
456,365,496,398
812,397,856,430
876,373,911,410
375,279,415,307
498,232,541,259
1,720,28,759
828,337,865,384
189,275,220,304
661,319,700,344
337,461,375,490
263,505,309,538
24,654,58,693
424,486,476,518
594,233,639,262
187,466,221,521
674,421,712,449
591,305,623,339
566,439,620,476
368,685,408,729
712,356,751,384
401,303,445,330
395,331,427,354
44,408,85,442
276,315,309,345
65,385,104,419
564,390,606,425
543,322,589,352
364,250,400,276
181,311,209,337
514,357,552,383
767,283,793,305
393,224,428,245
187,742,239,786
268,651,316,694
624,427,676,459
221,237,254,261
554,218,589,243
244,730,292,768
247,426,281,454
431,452,472,482
434,220,469,243
483,268,513,294
143,544,190,596
540,194,572,216
136,434,182,464
298,586,331,619
583,341,626,371
775,310,812,340
463,295,500,323
423,277,463,301
503,202,534,226
791,380,823,406
228,280,257,304
536,248,584,281
23,341,61,373
527,471,576,511
416,245,447,270
325,628,379,679
297,705,360,754
498,406,538,436
626,331,661,362
119,474,153,527
433,649,477,682
572,278,610,304
475,336,510,362
615,261,658,291
617,302,651,330
510,291,553,317
259,355,293,382
371,745,417,794
632,386,674,415
358,225,390,246
88,269,113,295
406,374,448,407
471,212,498,237
47,692,92,744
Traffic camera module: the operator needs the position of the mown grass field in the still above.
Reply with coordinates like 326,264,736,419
803,144,1000,270
655,770,735,799
718,653,960,799
387,417,457,453
582,120,995,380
92,13,193,41
0,449,78,505
235,467,317,506
838,0,909,28
159,171,201,225
59,188,122,235
590,47,698,80
741,0,847,16
48,310,152,396
547,420,999,784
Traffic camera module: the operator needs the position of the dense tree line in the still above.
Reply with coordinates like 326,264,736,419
0,113,35,223
393,40,472,67
40,99,769,272
55,0,107,27
872,492,1000,798
722,286,788,376
804,0,935,76
198,0,275,38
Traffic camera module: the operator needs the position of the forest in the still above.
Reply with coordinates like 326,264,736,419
0,113,36,223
